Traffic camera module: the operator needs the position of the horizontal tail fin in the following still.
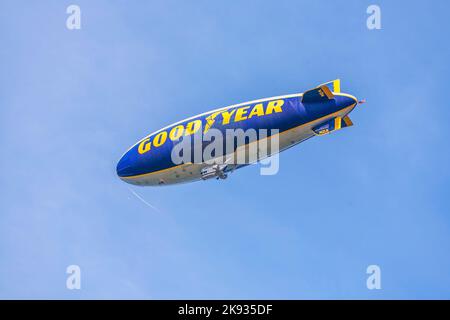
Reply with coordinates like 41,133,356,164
312,115,353,135
302,85,335,104
342,115,353,128
301,79,341,104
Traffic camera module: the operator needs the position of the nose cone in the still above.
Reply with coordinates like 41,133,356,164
116,152,133,178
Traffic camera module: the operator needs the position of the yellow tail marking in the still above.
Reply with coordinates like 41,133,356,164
317,79,341,93
333,79,341,93
343,115,353,127
320,85,334,99
335,117,342,130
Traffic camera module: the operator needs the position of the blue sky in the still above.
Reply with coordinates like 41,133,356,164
1,0,449,299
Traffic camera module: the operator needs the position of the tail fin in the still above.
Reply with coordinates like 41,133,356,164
342,115,353,128
318,79,341,93
302,85,335,104
312,115,353,136
301,79,341,104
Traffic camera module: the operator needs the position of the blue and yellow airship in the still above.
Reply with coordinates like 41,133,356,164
117,80,361,186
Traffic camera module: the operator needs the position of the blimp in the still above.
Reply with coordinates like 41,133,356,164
117,79,362,186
